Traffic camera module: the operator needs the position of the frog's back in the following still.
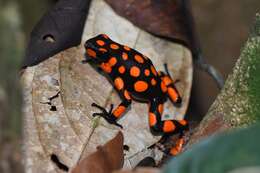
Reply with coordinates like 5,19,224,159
109,44,165,101
85,34,166,101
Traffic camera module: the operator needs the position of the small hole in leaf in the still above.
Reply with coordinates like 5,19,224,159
50,154,69,172
43,34,56,43
123,145,129,151
50,105,57,111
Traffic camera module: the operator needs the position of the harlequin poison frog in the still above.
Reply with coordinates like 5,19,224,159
84,34,188,155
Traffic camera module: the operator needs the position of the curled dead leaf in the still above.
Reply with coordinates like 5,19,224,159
104,0,198,55
71,131,124,173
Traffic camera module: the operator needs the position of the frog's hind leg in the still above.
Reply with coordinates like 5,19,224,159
148,99,188,156
148,99,188,135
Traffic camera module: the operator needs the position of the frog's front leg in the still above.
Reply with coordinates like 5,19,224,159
148,99,188,155
159,65,182,104
92,82,132,128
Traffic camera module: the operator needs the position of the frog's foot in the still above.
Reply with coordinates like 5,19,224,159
91,103,123,128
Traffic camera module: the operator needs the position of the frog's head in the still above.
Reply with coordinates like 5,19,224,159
84,34,114,64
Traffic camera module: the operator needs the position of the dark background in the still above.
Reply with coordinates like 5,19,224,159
0,0,259,172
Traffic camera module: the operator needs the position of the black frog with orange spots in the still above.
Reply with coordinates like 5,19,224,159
84,34,188,155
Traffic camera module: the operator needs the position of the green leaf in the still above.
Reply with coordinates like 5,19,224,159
163,124,260,173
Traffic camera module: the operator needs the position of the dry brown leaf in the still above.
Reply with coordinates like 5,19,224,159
104,0,195,49
114,168,160,173
71,131,124,173
21,0,193,172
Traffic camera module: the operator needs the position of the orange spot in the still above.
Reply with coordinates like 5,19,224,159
163,121,176,133
178,120,187,126
158,104,163,114
118,66,126,74
114,77,124,90
151,78,156,86
99,48,107,52
108,57,117,66
134,81,148,92
124,46,130,51
149,113,157,126
122,52,128,60
163,76,172,86
176,138,184,148
86,48,96,58
144,69,150,76
110,43,119,50
170,148,179,156
150,66,157,76
102,34,109,39
124,90,131,100
100,63,112,73
168,87,179,102
113,106,126,118
161,81,167,93
130,66,140,77
96,40,105,46
170,138,184,156
134,54,144,63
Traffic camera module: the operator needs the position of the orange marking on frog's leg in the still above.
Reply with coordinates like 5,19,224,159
86,48,96,58
100,63,112,73
178,119,188,126
96,40,105,46
134,54,144,63
112,89,132,120
114,77,124,90
118,66,126,74
162,76,173,86
130,66,140,77
167,86,181,104
160,72,182,104
123,90,131,100
163,121,176,133
122,52,128,60
158,104,164,114
150,66,157,76
113,105,126,118
170,137,185,156
134,81,148,92
161,81,167,93
149,112,157,127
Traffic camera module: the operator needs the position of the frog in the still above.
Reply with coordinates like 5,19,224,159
83,34,188,155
